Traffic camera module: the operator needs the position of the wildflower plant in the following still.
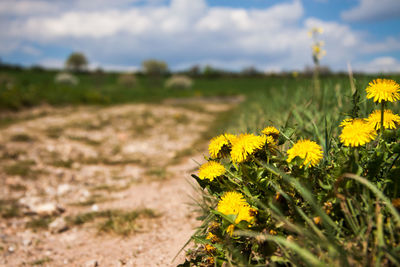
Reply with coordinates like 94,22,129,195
309,26,326,109
180,79,400,266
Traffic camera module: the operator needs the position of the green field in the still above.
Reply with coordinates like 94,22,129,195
1,68,399,142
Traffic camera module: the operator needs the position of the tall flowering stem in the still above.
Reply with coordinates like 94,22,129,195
308,27,326,108
380,101,385,137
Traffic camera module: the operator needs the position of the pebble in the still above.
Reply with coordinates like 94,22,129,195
49,217,69,233
85,259,99,267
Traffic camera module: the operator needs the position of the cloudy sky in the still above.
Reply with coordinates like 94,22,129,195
1,0,400,72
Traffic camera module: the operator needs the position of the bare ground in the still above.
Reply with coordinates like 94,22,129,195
0,97,240,266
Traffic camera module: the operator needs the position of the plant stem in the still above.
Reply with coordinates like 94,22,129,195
380,102,385,137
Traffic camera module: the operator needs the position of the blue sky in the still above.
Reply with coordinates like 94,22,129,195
0,0,400,72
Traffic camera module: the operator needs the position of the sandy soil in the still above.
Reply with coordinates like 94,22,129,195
0,97,240,266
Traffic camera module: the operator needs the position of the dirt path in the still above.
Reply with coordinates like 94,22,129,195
0,98,240,266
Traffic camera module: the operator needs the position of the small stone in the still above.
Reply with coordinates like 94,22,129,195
31,203,65,216
22,238,31,246
57,184,71,195
85,259,99,267
49,217,69,233
8,246,15,253
91,204,99,212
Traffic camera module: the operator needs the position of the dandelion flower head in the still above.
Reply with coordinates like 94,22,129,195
340,118,354,127
198,161,225,181
367,109,400,130
208,133,237,158
204,244,215,253
339,119,377,147
217,192,255,224
261,126,280,138
286,139,323,168
366,79,400,103
230,134,266,163
206,232,219,243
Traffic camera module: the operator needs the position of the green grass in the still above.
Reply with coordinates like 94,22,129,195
2,68,396,113
26,217,54,230
30,257,53,266
10,133,35,142
68,194,111,206
3,160,44,179
66,208,159,235
0,199,21,218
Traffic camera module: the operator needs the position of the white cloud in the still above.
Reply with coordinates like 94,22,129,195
354,57,400,73
341,0,400,22
1,0,399,72
0,0,58,15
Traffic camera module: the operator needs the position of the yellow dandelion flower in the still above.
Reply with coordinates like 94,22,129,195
265,135,278,149
366,79,400,103
340,118,354,127
198,161,225,181
206,232,219,243
208,133,237,158
206,257,215,264
339,119,377,147
217,192,255,224
366,109,400,130
226,224,235,236
269,229,277,235
312,45,321,54
286,139,323,168
204,244,215,253
261,126,280,138
313,216,321,225
230,134,266,163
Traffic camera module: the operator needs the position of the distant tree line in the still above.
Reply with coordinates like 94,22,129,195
2,54,390,77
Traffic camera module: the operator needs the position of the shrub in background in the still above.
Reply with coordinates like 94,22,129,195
0,73,14,89
165,75,193,90
65,52,88,72
54,72,79,86
117,73,137,88
141,59,168,76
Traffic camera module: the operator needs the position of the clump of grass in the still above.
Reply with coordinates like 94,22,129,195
145,167,168,180
91,183,131,192
81,156,144,166
3,160,43,179
26,217,54,230
30,257,53,265
173,113,190,124
51,159,74,168
69,194,111,206
9,183,27,191
10,133,34,142
67,135,102,146
45,126,63,139
0,199,21,218
181,77,400,266
66,208,159,235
